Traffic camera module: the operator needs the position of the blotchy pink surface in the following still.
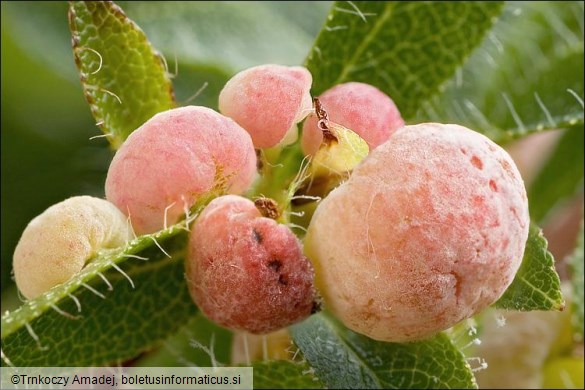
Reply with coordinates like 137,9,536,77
305,123,529,342
302,82,404,155
187,195,315,334
219,65,313,148
105,106,257,235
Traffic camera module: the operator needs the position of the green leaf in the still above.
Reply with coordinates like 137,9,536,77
252,360,324,389
1,222,196,366
495,223,565,311
305,1,504,118
135,312,233,367
569,218,584,342
290,313,477,389
118,1,329,72
529,127,585,223
69,1,175,149
417,2,584,143
263,2,332,38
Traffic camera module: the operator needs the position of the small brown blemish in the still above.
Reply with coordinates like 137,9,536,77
256,149,263,172
470,155,483,170
473,195,484,206
267,259,282,272
450,271,462,303
489,179,498,192
252,228,263,244
499,159,515,179
278,274,288,285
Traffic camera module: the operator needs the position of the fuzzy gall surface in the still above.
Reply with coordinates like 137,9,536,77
105,106,257,235
302,82,404,155
13,196,132,299
304,123,530,342
219,64,313,149
186,195,316,334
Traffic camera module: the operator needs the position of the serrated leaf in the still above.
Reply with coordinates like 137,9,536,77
305,1,504,119
290,313,476,389
569,218,584,342
417,2,584,143
0,222,195,366
529,127,585,223
252,360,324,389
495,223,564,311
69,1,175,149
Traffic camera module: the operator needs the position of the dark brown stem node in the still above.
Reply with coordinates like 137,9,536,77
314,97,338,144
254,197,280,220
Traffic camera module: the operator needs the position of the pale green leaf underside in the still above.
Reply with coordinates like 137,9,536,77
569,217,584,341
69,1,175,148
290,313,476,389
495,223,565,311
417,2,584,143
252,360,324,389
305,1,504,119
0,221,195,366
